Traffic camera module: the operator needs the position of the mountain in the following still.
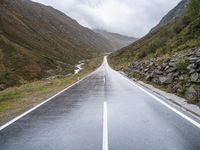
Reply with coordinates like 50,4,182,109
94,29,137,51
109,0,200,105
151,0,190,32
0,0,113,89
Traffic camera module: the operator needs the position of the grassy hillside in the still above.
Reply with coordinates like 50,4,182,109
109,0,200,106
0,0,112,89
109,0,200,69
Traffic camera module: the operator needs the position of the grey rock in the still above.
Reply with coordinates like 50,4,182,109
164,65,170,71
173,72,179,77
157,66,162,71
152,78,160,84
162,63,168,68
144,68,150,72
172,83,181,93
150,71,159,78
159,76,173,85
154,69,163,75
167,73,173,77
145,74,153,81
185,86,198,100
189,69,196,74
187,57,198,63
168,62,176,67
187,64,195,70
178,75,184,81
166,67,177,73
190,72,199,82
195,59,200,68
147,62,154,68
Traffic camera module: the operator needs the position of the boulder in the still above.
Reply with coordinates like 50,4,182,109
154,69,163,75
187,64,195,70
171,83,181,93
173,72,179,77
159,76,173,85
152,78,160,84
187,57,198,63
195,59,200,68
168,62,176,67
165,67,176,73
150,71,158,78
189,69,196,74
157,66,162,71
162,63,168,68
147,62,154,68
145,74,152,81
190,72,199,82
185,86,198,101
144,68,150,72
178,75,184,81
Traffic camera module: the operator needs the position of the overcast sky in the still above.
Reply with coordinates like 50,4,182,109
32,0,181,37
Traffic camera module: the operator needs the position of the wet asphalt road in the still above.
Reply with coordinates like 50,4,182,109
0,57,200,150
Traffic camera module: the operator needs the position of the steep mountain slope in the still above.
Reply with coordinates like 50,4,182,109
94,29,137,51
151,0,190,32
109,0,200,105
0,0,113,89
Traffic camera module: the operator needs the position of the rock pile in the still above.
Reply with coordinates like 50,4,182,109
124,48,200,102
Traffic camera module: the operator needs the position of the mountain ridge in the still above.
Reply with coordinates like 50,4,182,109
0,0,113,89
151,0,190,32
94,29,137,51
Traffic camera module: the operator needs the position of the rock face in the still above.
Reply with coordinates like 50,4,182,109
151,0,190,32
124,48,200,101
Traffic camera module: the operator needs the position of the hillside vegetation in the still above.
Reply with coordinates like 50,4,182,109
109,0,199,68
109,0,200,106
0,0,112,89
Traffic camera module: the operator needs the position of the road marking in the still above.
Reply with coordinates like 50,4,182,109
103,101,108,150
103,77,106,85
0,68,100,131
119,73,200,129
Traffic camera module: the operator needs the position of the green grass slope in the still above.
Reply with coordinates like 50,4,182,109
109,0,200,70
0,0,113,89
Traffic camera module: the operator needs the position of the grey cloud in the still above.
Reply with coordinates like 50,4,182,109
32,0,181,37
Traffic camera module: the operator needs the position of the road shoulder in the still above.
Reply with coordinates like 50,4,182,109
119,71,200,119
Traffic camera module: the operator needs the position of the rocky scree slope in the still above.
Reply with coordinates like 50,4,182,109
0,0,113,89
94,29,137,51
123,48,200,106
109,0,200,106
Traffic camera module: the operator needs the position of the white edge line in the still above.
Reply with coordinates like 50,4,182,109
0,67,101,131
116,71,200,129
103,101,108,150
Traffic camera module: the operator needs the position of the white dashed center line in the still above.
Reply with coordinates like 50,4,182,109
103,101,108,150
